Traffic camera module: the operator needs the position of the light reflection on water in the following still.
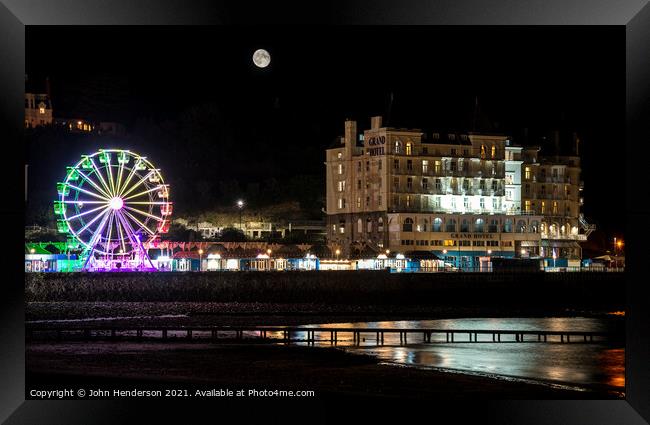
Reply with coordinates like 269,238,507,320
290,317,624,391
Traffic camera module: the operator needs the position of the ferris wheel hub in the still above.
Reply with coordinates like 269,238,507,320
109,197,124,210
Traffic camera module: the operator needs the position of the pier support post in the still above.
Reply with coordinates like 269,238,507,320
187,330,192,340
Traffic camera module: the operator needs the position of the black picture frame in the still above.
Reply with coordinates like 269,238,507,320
1,1,648,423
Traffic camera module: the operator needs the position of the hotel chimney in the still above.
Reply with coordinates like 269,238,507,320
371,115,383,130
344,119,357,158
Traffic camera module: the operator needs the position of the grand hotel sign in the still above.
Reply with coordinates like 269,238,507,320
450,233,495,239
365,135,386,156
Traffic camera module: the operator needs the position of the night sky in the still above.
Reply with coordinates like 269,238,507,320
25,26,623,242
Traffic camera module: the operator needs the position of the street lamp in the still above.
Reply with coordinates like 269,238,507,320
198,249,204,271
266,248,272,256
335,249,341,260
552,252,557,270
236,199,245,234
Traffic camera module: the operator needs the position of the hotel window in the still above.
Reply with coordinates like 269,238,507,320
491,146,496,158
422,147,428,154
403,218,414,232
541,201,545,214
394,159,399,170
435,179,441,191
492,198,497,209
565,185,570,197
337,152,343,159
339,223,346,234
378,160,382,170
480,180,485,190
443,239,456,247
461,219,469,232
357,197,361,208
473,240,485,247
394,141,402,154
39,106,45,114
367,218,372,233
451,148,457,156
338,198,345,209
475,218,485,232
357,180,361,190
433,196,441,209
480,198,485,209
463,149,469,156
338,164,343,175
525,167,531,180
378,217,384,231
491,180,498,191
462,179,469,191
525,184,530,195
357,162,361,172
366,181,370,190
451,197,456,209
525,200,531,212
393,177,400,190
434,160,441,174
553,201,558,214
502,241,513,247
480,145,486,159
422,160,429,174
366,196,370,207
445,219,457,232
450,161,457,171
463,197,469,209
433,218,442,232
407,160,413,171
406,195,412,208
378,195,382,206
489,219,498,233
406,143,412,155
357,219,363,233
338,181,345,192
332,224,336,233
366,161,370,172
407,177,413,190
422,178,428,190
541,185,546,196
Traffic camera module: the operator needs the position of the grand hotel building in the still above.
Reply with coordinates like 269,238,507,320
325,116,593,270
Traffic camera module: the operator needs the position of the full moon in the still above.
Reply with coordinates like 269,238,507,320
252,49,271,68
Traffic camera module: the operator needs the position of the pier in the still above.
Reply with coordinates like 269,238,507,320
26,325,615,345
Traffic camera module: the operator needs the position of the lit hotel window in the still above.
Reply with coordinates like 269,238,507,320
338,198,345,209
525,167,531,180
480,145,486,159
491,146,496,158
338,164,343,175
422,160,429,174
338,181,345,192
356,197,361,208
406,195,412,208
39,106,45,114
525,200,531,212
553,201,558,214
406,143,412,155
541,201,545,214
337,152,342,159
434,161,441,174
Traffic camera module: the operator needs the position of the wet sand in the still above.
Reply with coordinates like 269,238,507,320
26,341,620,399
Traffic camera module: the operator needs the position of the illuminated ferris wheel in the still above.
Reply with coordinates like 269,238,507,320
54,149,172,271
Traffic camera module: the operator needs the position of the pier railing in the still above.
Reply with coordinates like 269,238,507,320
26,325,618,345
